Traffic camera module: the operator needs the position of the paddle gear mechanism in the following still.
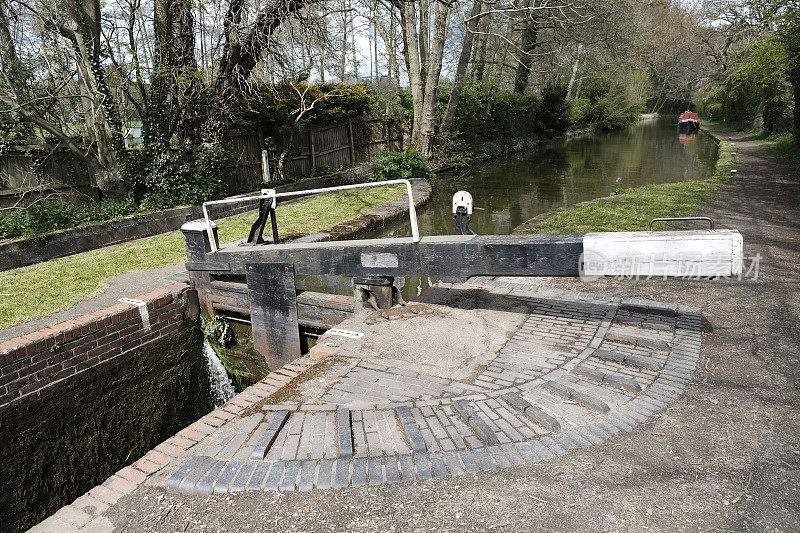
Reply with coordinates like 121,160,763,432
246,189,279,245
452,190,475,235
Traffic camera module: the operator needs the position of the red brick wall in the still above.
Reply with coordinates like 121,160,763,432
0,283,194,408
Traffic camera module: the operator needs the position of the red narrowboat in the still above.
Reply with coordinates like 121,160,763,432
678,110,699,129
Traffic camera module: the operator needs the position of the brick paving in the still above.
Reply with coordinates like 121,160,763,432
150,279,700,496
30,277,705,531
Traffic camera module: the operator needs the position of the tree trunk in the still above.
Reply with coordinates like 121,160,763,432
392,15,401,85
148,0,171,145
396,0,424,145
439,0,482,148
417,0,450,156
513,14,538,94
65,0,127,197
276,128,296,181
374,5,399,89
793,72,800,148
419,0,429,83
567,43,582,98
0,0,18,71
574,77,584,100
471,13,488,83
373,1,379,82
148,0,201,157
319,44,326,82
492,16,514,84
751,98,765,131
349,0,358,80
171,0,201,155
340,0,347,81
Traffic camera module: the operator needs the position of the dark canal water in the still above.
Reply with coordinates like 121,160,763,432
298,117,718,300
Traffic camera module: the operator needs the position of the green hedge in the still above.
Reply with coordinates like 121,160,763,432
369,149,433,182
430,84,571,147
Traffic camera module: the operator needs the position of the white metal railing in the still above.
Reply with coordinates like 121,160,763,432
201,179,420,252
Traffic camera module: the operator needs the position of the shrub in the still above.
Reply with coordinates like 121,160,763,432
242,81,375,134
767,132,799,162
126,143,227,210
570,98,592,126
538,84,572,136
369,149,433,182
369,87,409,122
449,84,491,145
579,75,646,131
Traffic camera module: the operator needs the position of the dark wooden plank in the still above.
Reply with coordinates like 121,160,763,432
246,262,302,370
222,238,422,277
207,234,585,278
209,285,353,330
295,291,354,312
186,261,231,272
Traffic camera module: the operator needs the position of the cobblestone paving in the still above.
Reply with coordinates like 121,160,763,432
162,279,701,495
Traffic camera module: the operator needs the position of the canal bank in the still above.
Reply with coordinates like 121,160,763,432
34,122,800,532
512,126,733,234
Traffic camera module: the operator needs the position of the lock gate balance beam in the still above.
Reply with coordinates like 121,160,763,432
182,220,742,370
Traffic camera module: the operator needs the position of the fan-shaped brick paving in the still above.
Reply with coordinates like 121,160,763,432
157,278,701,495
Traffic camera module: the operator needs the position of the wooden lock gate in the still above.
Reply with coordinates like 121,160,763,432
182,191,742,371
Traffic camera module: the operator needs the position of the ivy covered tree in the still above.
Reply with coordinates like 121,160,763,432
0,0,128,198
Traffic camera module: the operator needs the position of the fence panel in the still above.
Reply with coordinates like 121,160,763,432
351,117,403,163
0,116,406,207
0,147,94,208
221,132,265,192
312,123,352,169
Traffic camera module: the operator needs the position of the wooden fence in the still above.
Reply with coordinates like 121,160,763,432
0,146,94,209
220,131,266,192
284,115,405,177
0,115,405,207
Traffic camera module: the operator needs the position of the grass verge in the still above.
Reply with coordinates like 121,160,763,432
761,132,799,174
514,128,733,234
0,185,405,330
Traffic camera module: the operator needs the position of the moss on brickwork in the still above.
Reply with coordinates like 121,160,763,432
214,344,268,391
205,320,268,391
0,325,211,533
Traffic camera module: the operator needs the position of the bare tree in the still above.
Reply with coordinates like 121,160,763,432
0,0,127,197
275,80,343,178
439,0,481,148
